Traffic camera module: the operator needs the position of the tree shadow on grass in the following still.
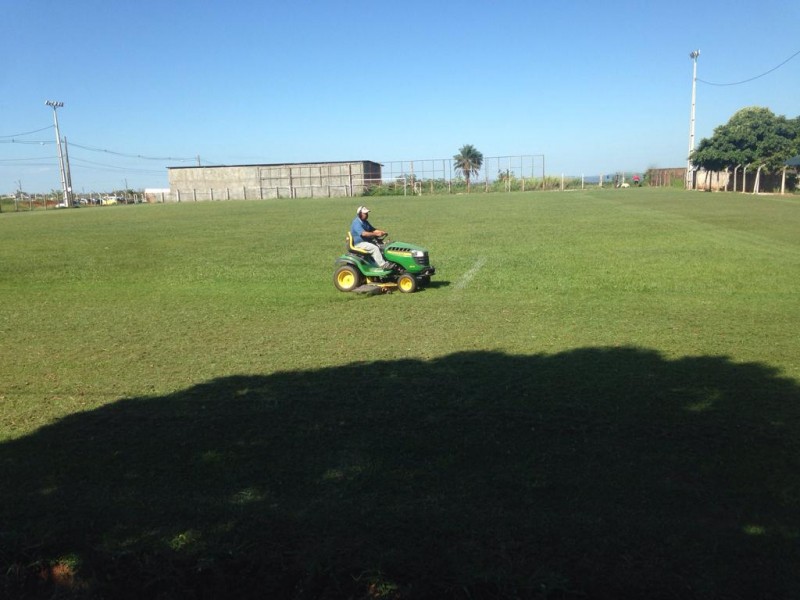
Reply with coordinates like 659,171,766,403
2,348,800,599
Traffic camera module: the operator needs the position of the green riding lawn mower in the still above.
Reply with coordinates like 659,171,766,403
333,232,436,294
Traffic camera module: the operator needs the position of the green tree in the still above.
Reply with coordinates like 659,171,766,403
453,144,484,192
691,107,799,173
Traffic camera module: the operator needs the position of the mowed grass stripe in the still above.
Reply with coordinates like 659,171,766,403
602,193,800,263
452,256,487,291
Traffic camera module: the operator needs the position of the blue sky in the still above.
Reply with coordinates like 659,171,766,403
2,0,799,194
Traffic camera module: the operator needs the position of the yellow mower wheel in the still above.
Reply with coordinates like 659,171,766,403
397,273,418,293
334,265,363,292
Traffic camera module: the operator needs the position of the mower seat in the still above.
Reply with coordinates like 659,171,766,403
346,231,372,257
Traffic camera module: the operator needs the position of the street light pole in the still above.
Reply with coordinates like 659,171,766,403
45,100,71,207
686,50,700,190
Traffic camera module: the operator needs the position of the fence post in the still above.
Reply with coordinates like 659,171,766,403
348,164,353,197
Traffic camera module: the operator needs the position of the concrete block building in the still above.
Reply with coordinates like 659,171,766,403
166,160,382,202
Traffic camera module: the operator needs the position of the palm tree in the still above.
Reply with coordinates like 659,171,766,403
453,144,484,192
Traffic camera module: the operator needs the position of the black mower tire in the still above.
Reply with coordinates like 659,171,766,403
334,265,363,292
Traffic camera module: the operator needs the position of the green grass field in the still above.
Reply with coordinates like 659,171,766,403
2,188,800,599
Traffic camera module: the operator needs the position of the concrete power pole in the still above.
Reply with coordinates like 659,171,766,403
45,100,71,207
63,137,74,203
686,50,700,190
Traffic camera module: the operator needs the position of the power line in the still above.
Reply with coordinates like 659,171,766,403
68,141,195,162
0,139,54,145
1,138,195,162
0,162,56,168
698,48,800,86
70,157,165,175
0,125,54,138
1,127,199,190
0,156,58,162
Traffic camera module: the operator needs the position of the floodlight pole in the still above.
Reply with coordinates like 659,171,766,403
45,100,71,207
686,50,700,190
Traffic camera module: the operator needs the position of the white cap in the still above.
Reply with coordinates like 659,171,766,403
356,205,370,215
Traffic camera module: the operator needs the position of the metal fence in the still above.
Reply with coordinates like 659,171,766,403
369,156,639,194
378,155,545,192
164,155,550,202
5,156,709,213
158,158,684,202
135,165,800,203
0,193,144,212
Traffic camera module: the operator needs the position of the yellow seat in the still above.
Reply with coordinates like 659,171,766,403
346,231,371,256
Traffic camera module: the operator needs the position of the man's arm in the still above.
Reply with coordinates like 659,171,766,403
360,221,386,238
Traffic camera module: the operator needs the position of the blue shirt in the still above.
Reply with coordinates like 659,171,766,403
350,215,375,244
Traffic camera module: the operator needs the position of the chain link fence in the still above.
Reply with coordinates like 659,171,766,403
134,158,641,204
3,156,686,212
0,192,144,212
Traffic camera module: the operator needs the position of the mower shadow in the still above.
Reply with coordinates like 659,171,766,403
423,279,451,289
2,348,800,599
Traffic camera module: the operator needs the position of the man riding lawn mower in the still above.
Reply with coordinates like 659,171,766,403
333,206,436,294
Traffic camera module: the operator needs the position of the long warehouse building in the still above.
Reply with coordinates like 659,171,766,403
165,160,382,202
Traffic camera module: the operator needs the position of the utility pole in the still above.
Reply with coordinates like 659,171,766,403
45,100,71,207
686,50,700,190
63,136,74,203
